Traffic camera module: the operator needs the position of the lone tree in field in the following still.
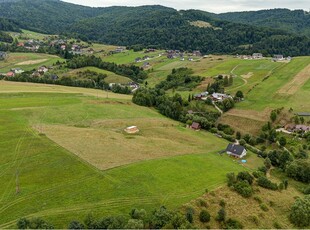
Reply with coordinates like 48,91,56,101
235,90,244,99
270,111,277,122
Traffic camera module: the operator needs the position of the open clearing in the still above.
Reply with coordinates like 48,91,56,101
0,53,64,72
0,83,251,228
277,63,310,95
16,59,48,65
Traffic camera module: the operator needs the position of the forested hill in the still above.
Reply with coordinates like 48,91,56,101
0,0,309,55
0,0,105,34
216,9,310,37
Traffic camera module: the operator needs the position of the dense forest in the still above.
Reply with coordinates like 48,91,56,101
216,9,310,37
0,0,309,55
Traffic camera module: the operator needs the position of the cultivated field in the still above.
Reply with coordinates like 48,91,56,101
0,82,252,228
0,53,64,73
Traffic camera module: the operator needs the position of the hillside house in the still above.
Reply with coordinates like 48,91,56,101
17,42,24,47
135,57,142,63
252,53,263,59
0,51,7,60
194,91,209,100
11,68,24,74
285,124,310,133
211,93,232,102
193,50,202,57
115,47,125,53
61,45,66,50
191,122,201,130
273,55,284,61
6,71,15,77
226,143,247,158
38,66,49,73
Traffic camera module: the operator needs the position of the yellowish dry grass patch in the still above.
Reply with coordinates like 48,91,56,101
16,59,48,65
184,182,301,229
36,119,226,170
219,114,265,136
278,64,310,95
225,108,271,122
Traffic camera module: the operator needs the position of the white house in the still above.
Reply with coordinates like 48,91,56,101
225,143,247,158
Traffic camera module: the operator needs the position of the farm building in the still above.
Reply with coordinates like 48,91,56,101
296,112,310,117
6,71,15,77
226,143,247,158
211,93,232,102
0,51,7,59
285,124,310,133
191,122,201,130
273,55,284,61
124,126,139,134
252,53,263,59
194,91,208,100
11,68,24,74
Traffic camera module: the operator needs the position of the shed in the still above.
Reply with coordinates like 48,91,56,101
124,126,139,134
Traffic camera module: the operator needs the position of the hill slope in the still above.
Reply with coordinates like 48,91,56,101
217,9,310,37
0,0,309,55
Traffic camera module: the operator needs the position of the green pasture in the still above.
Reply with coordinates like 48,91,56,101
64,66,132,84
0,53,64,73
0,89,250,228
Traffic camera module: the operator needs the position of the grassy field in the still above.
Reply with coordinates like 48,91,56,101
63,66,132,84
0,53,64,73
0,82,255,228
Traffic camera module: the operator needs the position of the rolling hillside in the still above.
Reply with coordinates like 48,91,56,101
0,0,309,55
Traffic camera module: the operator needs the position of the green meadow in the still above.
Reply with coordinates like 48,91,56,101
0,83,250,228
0,53,64,73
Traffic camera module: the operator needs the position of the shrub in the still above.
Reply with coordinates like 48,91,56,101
273,221,282,229
68,220,84,229
252,171,265,178
216,208,226,222
199,210,211,223
197,198,208,207
249,215,259,225
226,172,236,187
225,218,243,229
237,171,254,185
185,207,194,223
303,185,310,194
253,196,262,204
289,195,310,227
220,199,226,208
257,176,278,190
233,180,253,198
260,203,269,212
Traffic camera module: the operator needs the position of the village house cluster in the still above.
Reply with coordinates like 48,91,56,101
193,91,233,102
237,53,292,62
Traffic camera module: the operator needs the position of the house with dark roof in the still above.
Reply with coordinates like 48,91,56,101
226,143,247,158
191,122,201,130
0,51,7,60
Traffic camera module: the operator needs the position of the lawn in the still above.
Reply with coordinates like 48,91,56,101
0,53,64,73
64,66,132,84
0,85,252,228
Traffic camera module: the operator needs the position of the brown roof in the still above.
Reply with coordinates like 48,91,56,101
191,122,200,129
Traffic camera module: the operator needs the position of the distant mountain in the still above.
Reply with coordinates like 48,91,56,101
0,0,309,56
216,9,310,37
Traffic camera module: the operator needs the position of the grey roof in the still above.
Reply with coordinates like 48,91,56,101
226,143,245,156
296,112,310,116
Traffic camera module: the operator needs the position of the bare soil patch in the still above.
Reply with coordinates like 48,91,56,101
16,59,48,65
241,72,254,79
278,64,310,95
